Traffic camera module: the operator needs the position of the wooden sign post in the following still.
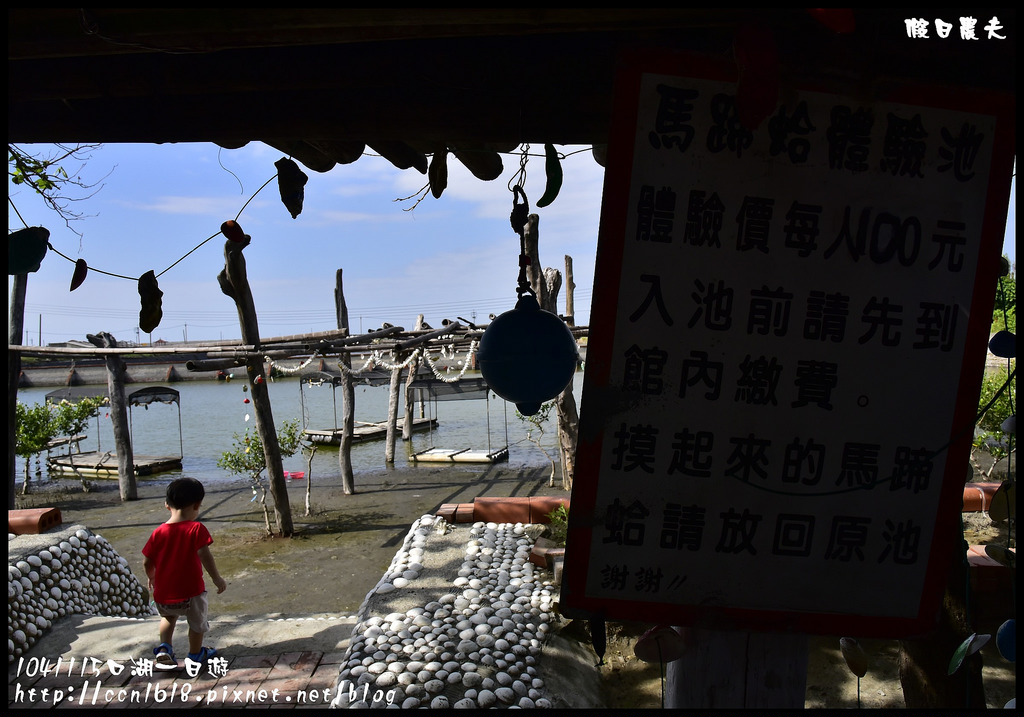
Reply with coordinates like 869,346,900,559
560,48,1014,708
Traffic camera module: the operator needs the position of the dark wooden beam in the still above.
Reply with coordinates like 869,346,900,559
7,10,1015,152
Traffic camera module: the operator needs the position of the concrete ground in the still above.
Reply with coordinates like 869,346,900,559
8,465,604,710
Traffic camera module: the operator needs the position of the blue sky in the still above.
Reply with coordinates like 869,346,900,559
7,144,1016,346
8,142,605,345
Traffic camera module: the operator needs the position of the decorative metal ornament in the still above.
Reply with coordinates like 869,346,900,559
137,270,163,333
839,637,869,677
948,632,990,675
275,157,308,218
9,226,50,274
996,619,1015,662
634,625,686,663
70,259,88,291
221,220,246,243
988,329,1016,359
477,187,578,415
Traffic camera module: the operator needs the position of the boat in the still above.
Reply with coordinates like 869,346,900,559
303,417,438,446
45,386,184,478
298,370,437,446
408,376,510,464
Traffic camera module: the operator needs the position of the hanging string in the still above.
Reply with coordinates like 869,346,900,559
28,171,280,283
156,174,277,279
16,144,594,293
507,147,535,302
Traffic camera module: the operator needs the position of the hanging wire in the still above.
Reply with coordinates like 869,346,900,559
507,143,530,194
14,144,595,303
23,170,280,283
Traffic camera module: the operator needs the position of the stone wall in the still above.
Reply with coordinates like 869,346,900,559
8,525,152,663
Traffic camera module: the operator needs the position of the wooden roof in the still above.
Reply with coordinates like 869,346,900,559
9,9,1015,177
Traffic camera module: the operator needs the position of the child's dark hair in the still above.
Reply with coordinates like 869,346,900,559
165,477,205,509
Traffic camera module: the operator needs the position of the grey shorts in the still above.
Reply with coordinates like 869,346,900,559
155,591,210,634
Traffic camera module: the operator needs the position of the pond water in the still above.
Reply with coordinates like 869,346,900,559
15,370,584,487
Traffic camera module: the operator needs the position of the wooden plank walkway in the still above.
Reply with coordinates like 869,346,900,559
48,451,183,477
410,446,509,464
302,417,437,446
45,434,87,451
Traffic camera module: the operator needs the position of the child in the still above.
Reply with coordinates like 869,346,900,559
143,477,227,670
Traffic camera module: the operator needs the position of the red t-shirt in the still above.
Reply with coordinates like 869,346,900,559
142,521,212,604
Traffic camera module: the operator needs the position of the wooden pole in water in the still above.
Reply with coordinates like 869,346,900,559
8,273,27,508
523,215,579,490
335,269,356,494
384,355,405,463
87,332,137,501
218,236,293,536
403,315,426,441
564,254,575,327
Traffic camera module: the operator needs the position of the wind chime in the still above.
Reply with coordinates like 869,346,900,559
477,162,578,415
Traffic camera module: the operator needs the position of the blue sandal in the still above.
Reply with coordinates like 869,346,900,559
186,646,218,664
153,642,177,670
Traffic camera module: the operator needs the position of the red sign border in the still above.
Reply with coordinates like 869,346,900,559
561,48,1016,637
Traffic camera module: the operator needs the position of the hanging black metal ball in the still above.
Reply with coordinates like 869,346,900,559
478,293,579,415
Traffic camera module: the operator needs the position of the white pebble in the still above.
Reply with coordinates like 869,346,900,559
424,679,445,694
477,690,496,708
495,686,517,704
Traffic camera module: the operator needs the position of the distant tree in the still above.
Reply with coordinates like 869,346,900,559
14,402,52,486
14,396,108,492
991,257,1016,334
972,255,1016,478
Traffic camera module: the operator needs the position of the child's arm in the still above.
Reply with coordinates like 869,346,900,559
143,555,156,598
198,546,228,594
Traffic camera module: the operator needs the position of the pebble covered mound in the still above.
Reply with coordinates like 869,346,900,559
8,525,152,663
331,515,560,709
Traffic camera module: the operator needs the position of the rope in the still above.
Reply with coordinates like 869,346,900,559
265,341,478,385
336,354,377,376
370,348,420,371
421,341,478,383
264,350,320,374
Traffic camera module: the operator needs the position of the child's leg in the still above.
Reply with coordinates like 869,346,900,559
185,592,213,659
188,627,204,656
159,615,177,646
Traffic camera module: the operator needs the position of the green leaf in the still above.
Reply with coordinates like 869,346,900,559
948,635,973,675
947,633,989,675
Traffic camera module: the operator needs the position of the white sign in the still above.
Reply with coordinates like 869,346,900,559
562,52,1014,635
